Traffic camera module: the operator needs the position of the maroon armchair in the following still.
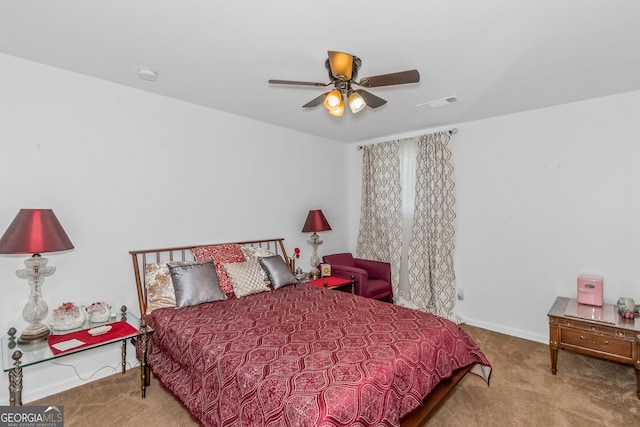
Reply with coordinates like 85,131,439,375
322,253,393,302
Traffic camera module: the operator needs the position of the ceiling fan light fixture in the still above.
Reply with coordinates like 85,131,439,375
348,91,366,113
269,51,419,116
327,98,344,117
323,89,343,110
328,51,353,80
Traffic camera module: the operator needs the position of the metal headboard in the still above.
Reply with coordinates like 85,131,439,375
129,238,288,316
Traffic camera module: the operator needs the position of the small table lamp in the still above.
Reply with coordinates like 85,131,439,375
301,209,332,277
0,209,74,344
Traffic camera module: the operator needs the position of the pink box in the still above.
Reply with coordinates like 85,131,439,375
577,275,603,306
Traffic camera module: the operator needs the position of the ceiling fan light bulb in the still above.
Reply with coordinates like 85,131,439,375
348,92,366,113
327,97,340,108
324,89,342,109
328,105,344,117
328,99,344,117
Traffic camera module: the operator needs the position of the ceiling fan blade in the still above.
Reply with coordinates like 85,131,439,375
356,90,387,109
302,93,327,108
356,69,420,88
327,51,353,80
268,79,329,87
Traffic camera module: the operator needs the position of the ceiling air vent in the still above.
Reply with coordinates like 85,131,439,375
417,96,460,108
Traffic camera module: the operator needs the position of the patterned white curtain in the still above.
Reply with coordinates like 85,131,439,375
408,132,459,322
356,141,403,299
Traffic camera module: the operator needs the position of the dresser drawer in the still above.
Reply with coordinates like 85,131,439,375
554,318,636,339
560,328,632,358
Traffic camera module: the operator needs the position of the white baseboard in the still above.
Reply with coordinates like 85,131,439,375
459,316,548,344
399,300,548,344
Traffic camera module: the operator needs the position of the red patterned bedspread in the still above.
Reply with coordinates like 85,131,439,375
145,283,491,426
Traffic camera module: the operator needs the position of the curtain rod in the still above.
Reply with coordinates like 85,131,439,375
356,128,458,150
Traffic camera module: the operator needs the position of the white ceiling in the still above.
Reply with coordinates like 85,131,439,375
1,1,639,143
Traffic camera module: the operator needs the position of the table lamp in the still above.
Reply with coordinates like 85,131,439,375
301,209,331,277
0,209,74,344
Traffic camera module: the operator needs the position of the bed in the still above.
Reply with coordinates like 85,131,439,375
130,238,491,426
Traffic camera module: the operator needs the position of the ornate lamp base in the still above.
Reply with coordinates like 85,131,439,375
16,254,54,345
17,328,50,345
307,232,323,277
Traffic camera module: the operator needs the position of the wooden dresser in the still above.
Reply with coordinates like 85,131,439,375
547,296,640,399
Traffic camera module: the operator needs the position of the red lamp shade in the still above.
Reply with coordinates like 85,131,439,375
0,209,74,255
301,210,332,233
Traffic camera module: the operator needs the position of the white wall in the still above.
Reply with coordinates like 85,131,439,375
0,53,350,404
348,90,640,343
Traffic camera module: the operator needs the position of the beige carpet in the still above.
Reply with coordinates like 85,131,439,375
29,325,639,426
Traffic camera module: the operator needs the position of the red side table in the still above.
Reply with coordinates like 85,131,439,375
306,276,355,294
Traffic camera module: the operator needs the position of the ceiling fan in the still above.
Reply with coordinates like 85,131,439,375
268,51,420,117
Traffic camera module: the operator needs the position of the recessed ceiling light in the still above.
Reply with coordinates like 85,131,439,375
416,96,460,108
137,68,158,82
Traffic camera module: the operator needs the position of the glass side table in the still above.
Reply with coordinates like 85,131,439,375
2,306,152,406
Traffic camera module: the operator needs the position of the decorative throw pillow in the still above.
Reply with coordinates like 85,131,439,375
144,262,179,314
191,244,245,295
167,260,227,308
259,255,299,289
241,245,275,259
241,246,276,285
224,258,270,298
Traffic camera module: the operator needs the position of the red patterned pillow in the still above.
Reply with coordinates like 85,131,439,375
191,244,245,295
